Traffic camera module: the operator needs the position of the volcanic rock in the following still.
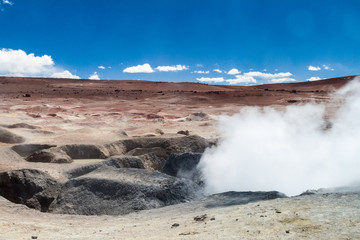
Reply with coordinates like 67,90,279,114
162,153,203,184
66,154,165,179
186,112,208,121
0,128,25,144
26,148,73,163
59,144,110,159
177,130,190,135
50,167,200,215
139,153,166,171
105,135,209,160
11,144,57,157
203,191,287,208
127,147,168,160
0,169,61,212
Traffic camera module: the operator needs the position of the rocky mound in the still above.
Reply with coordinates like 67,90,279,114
66,154,165,178
11,144,56,157
107,135,210,159
23,135,209,164
50,167,200,215
59,144,110,159
0,128,25,144
26,148,73,163
0,169,61,212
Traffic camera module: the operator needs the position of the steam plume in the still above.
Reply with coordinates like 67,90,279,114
198,78,360,196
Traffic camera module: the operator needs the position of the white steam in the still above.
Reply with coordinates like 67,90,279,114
199,78,360,196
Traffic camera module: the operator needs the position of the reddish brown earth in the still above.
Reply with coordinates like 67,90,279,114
0,75,359,240
0,76,354,141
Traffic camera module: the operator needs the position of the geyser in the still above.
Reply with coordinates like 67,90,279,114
198,78,360,196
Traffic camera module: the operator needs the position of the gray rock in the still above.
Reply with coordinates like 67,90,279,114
26,148,73,163
50,168,200,215
203,191,287,208
0,128,25,144
105,135,209,160
11,144,57,157
186,112,208,121
0,169,61,212
162,153,203,186
59,144,110,159
66,154,165,179
139,153,166,171
127,147,168,160
163,153,202,177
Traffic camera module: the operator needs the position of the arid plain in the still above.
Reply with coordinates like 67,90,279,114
0,76,359,240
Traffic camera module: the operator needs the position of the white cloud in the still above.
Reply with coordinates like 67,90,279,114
196,64,203,67
193,70,209,74
155,65,189,72
123,63,154,73
89,72,100,80
51,70,80,79
0,48,80,79
270,78,296,83
323,64,334,71
307,77,322,81
226,75,256,85
2,0,13,5
196,77,224,83
98,66,106,69
244,71,293,79
0,48,54,76
308,65,321,71
227,68,241,75
213,69,222,73
224,71,296,85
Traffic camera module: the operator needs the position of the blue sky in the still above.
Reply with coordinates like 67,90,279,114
0,0,359,85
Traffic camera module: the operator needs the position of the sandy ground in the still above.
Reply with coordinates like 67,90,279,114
0,76,358,239
1,193,359,240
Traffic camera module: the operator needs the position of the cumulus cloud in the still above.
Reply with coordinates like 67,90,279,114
308,76,322,81
226,75,256,84
213,69,222,73
0,48,54,76
51,70,80,79
98,66,106,69
270,78,296,83
0,48,80,79
123,63,154,73
196,77,224,83
194,70,210,74
227,68,241,75
223,71,295,85
244,71,293,79
155,65,189,72
196,64,203,67
89,72,100,80
308,65,321,71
